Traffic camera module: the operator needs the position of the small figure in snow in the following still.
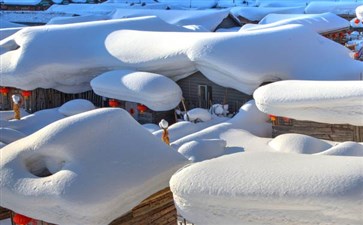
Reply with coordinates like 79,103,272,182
12,94,22,120
159,119,170,145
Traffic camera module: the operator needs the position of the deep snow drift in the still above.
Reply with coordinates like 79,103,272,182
2,21,361,95
0,108,187,225
253,80,363,126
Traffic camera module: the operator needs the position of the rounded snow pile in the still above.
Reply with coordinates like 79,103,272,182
58,99,95,116
0,108,187,225
254,80,363,126
170,152,363,225
178,139,226,162
91,70,182,111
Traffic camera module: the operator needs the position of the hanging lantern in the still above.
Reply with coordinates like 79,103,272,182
282,117,291,123
21,90,32,100
354,18,360,25
331,33,337,39
269,114,277,122
137,104,148,113
108,99,120,107
354,52,359,60
13,213,32,225
0,87,10,96
129,108,135,115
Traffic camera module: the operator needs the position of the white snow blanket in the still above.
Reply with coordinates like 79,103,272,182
0,28,23,41
0,108,29,121
230,6,305,21
253,80,363,126
356,5,363,20
111,8,230,31
242,12,350,33
184,108,212,122
90,70,182,111
1,22,362,95
47,15,110,25
171,100,272,150
305,2,362,16
2,0,41,5
157,0,218,8
46,3,129,15
177,138,226,162
256,0,308,7
0,16,192,93
58,99,96,116
170,151,363,225
0,20,25,29
0,108,187,225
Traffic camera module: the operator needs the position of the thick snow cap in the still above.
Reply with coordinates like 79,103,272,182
253,80,363,126
170,152,363,225
91,70,182,111
1,22,362,94
305,2,362,16
356,5,363,20
230,6,305,21
0,108,187,225
242,12,350,33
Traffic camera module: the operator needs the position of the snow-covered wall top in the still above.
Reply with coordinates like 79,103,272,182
111,8,230,31
356,5,363,19
305,2,362,15
1,20,362,94
2,0,41,5
253,80,363,126
0,108,188,225
241,12,350,33
46,3,129,15
157,0,218,8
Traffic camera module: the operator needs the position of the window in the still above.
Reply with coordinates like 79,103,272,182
198,85,212,108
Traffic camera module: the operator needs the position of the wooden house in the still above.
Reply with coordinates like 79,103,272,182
270,116,363,142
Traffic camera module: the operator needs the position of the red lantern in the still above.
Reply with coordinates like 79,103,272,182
0,87,10,96
13,213,32,225
354,52,359,60
282,117,290,123
331,33,337,39
129,108,135,115
108,99,120,107
21,90,31,100
354,18,360,25
137,104,148,113
268,114,277,122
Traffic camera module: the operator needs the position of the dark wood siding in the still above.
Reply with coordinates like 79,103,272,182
177,72,252,114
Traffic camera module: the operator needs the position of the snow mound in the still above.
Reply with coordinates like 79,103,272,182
269,133,332,154
142,123,160,133
47,15,110,25
357,5,363,20
230,6,305,21
0,16,191,93
91,70,182,111
58,99,96,116
0,108,29,121
170,152,363,225
316,142,363,157
0,108,187,225
241,12,350,33
111,8,230,31
0,20,26,29
305,2,361,16
177,139,226,162
184,108,212,122
157,0,218,8
253,80,363,126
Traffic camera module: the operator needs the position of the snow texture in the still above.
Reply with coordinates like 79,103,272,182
242,12,350,33
0,108,188,225
91,70,183,111
230,6,305,21
305,1,362,16
111,8,230,31
177,139,226,162
170,151,363,225
58,99,96,116
2,0,41,5
253,80,363,126
184,108,212,122
356,5,363,20
157,0,218,8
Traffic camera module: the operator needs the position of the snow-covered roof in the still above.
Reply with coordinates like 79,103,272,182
46,3,130,15
241,12,350,33
90,70,183,111
0,108,187,224
356,5,363,19
157,0,218,8
305,1,362,16
2,0,42,5
253,80,363,126
170,151,363,224
230,6,305,21
111,8,230,31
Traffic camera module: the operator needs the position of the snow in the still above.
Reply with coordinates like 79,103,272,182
157,0,218,8
0,16,192,93
356,5,363,19
111,8,230,31
177,139,226,162
242,12,350,33
305,1,362,15
0,108,188,225
184,108,212,122
230,6,305,21
170,151,363,225
58,99,96,116
47,15,110,25
253,80,363,126
91,70,183,111
2,0,41,5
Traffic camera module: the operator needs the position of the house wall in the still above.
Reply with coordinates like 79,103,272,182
272,118,363,142
176,72,252,114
